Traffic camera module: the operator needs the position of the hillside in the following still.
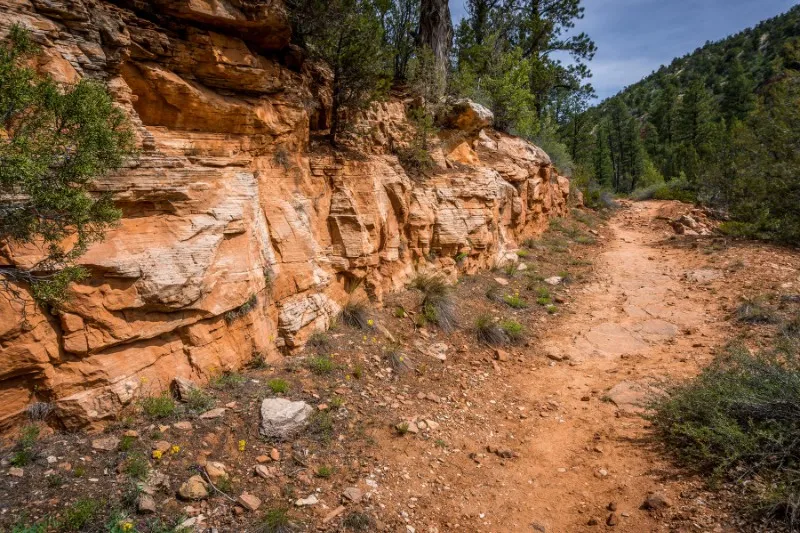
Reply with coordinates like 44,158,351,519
601,4,800,117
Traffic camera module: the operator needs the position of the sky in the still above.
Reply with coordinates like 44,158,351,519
449,0,800,101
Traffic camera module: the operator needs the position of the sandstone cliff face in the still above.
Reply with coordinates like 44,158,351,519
0,0,571,431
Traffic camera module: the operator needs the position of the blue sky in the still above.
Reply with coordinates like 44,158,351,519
450,0,799,101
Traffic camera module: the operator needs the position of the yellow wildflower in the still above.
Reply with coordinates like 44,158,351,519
152,450,163,460
367,319,374,327
238,439,246,452
119,522,134,532
170,445,180,454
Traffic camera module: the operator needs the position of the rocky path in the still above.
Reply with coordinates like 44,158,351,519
485,201,729,531
383,202,734,532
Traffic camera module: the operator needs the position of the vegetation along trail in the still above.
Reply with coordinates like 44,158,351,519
380,201,743,532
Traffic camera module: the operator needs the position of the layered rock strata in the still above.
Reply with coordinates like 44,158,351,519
0,0,571,430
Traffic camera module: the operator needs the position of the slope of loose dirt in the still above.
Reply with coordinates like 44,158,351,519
3,201,799,533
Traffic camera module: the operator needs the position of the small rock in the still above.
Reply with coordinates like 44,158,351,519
596,468,608,478
343,487,363,503
641,492,672,511
546,353,565,362
137,494,157,514
269,448,281,461
152,440,171,453
256,455,269,463
173,421,193,431
323,505,346,524
295,494,319,506
544,276,562,285
606,513,619,526
205,462,227,483
46,455,57,464
587,517,599,526
254,465,273,479
199,408,226,420
173,377,198,402
123,430,139,438
91,436,120,451
426,419,440,431
607,502,617,511
494,277,509,286
237,492,261,511
225,401,237,409
178,475,209,500
494,349,509,362
517,263,528,271
8,467,23,478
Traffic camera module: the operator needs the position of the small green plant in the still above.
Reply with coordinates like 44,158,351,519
212,371,246,390
475,313,508,346
330,396,345,409
124,452,150,481
308,411,334,443
10,425,39,466
737,298,779,324
499,319,524,342
73,466,86,478
503,292,528,309
259,507,294,533
340,300,370,329
307,331,331,350
46,474,65,488
412,273,456,331
119,435,136,452
249,351,269,369
59,499,102,531
546,304,558,314
140,394,176,419
395,422,410,435
516,249,529,258
352,363,364,379
268,378,289,394
534,286,552,306
215,476,233,494
224,294,258,323
308,355,336,375
185,388,215,413
502,263,517,277
393,306,407,318
434,439,447,448
316,465,333,478
455,251,469,264
342,511,374,531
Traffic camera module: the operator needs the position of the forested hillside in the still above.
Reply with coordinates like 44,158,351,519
563,6,800,243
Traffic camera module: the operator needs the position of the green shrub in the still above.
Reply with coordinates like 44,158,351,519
308,411,334,442
499,319,524,342
10,425,39,466
140,394,176,419
211,372,246,390
503,293,528,309
650,343,800,524
737,298,779,324
258,507,293,533
59,499,102,531
308,355,336,375
225,294,258,323
316,465,333,478
123,452,150,481
185,388,215,413
268,378,289,394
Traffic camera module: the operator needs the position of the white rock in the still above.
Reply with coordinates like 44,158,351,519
544,276,562,285
259,399,313,439
295,494,319,506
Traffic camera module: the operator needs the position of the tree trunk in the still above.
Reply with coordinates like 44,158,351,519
419,0,453,98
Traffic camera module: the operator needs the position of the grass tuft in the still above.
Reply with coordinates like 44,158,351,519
475,313,509,346
340,301,370,330
258,507,295,533
737,298,779,324
412,273,456,331
268,378,289,394
10,425,39,467
140,394,176,419
308,355,336,375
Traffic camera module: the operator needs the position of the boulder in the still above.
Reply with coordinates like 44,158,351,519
178,475,209,500
441,98,494,132
172,377,198,402
259,399,313,439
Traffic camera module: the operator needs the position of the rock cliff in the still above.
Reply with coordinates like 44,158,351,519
0,0,572,431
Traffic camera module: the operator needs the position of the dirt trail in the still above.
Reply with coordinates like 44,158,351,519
382,201,735,532
487,201,728,531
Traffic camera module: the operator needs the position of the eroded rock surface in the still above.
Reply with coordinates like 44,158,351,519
0,0,572,430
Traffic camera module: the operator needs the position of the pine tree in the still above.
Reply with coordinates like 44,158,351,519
721,59,755,123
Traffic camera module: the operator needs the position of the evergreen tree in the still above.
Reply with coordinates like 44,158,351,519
0,25,134,306
721,58,755,123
